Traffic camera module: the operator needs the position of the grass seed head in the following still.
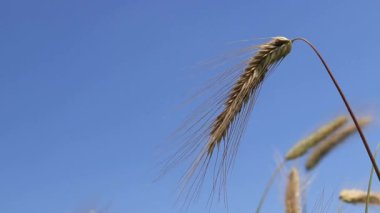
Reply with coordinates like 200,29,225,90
305,117,372,170
175,36,293,206
340,189,380,205
286,116,348,160
207,36,292,154
285,168,301,213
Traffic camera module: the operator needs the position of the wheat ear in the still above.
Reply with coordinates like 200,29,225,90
286,116,348,160
206,37,292,153
285,168,301,213
340,189,380,205
305,117,372,170
177,37,292,204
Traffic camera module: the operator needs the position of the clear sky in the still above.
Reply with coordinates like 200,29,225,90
1,0,380,212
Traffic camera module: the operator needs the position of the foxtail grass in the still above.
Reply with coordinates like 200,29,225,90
285,168,301,213
286,116,348,160
305,117,372,170
256,115,347,212
340,189,380,205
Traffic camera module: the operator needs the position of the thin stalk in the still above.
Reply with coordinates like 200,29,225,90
292,37,380,180
255,160,286,213
365,144,380,212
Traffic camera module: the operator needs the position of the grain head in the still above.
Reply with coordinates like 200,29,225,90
285,168,301,213
286,116,348,160
305,117,372,170
174,36,293,206
340,189,380,205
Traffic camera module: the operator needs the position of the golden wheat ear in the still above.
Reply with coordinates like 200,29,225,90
340,189,380,205
286,116,348,160
305,117,372,170
285,168,301,213
170,37,292,206
206,36,292,154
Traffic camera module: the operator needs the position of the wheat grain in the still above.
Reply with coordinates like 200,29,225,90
286,116,348,160
340,189,380,205
305,117,372,170
285,168,301,213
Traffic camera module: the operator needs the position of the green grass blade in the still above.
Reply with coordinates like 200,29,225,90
365,144,380,213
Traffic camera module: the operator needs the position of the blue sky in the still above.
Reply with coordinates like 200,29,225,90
1,0,380,212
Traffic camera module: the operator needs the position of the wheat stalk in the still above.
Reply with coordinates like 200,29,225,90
340,189,380,205
292,38,380,179
285,168,301,213
305,117,372,170
286,116,348,160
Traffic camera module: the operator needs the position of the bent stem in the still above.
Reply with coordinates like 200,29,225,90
292,37,380,181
